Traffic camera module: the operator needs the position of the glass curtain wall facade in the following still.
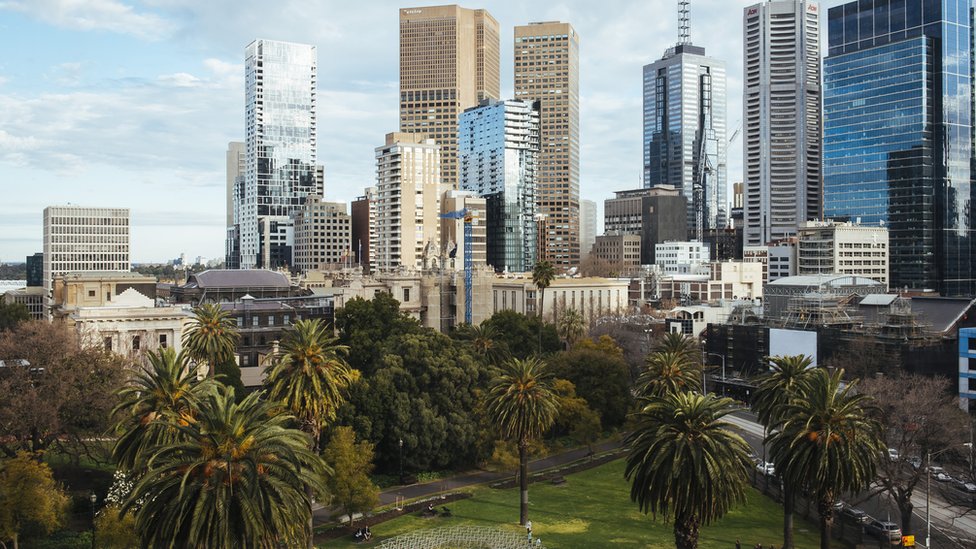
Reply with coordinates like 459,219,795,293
824,0,975,295
643,44,728,239
458,99,539,272
238,39,318,270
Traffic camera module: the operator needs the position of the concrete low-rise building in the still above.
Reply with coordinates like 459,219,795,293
2,286,46,320
592,234,642,276
657,261,764,304
796,221,889,289
491,275,630,324
655,241,711,274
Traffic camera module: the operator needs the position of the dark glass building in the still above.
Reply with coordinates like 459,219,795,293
824,0,975,295
25,253,43,287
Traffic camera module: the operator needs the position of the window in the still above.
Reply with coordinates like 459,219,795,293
283,314,290,324
242,354,250,366
88,290,96,298
103,337,112,351
252,316,259,327
267,315,275,326
403,288,411,302
159,334,168,348
132,336,141,351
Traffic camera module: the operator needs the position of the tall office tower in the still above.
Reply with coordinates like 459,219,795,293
441,190,488,268
292,197,351,272
399,5,500,189
642,12,726,241
824,0,975,295
43,206,130,291
743,0,822,247
351,187,377,271
514,21,581,268
604,186,688,264
458,99,539,272
238,39,317,270
579,199,597,257
374,133,445,271
225,141,245,269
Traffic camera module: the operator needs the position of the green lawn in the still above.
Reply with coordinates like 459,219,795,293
321,459,827,548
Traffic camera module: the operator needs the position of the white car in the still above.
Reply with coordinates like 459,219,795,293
887,448,899,461
756,461,775,476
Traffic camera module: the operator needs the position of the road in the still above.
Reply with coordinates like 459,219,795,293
726,412,976,549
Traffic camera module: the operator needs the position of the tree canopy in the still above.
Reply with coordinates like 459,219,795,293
480,310,561,359
0,452,69,549
548,341,633,429
322,426,379,528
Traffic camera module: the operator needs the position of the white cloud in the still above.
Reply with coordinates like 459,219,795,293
0,0,174,40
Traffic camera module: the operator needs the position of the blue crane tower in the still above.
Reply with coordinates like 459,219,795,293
439,208,473,325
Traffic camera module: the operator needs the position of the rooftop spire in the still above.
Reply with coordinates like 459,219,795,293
678,0,691,44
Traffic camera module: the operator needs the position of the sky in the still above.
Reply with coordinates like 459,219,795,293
0,0,846,264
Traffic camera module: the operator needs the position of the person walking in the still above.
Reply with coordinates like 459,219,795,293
736,539,741,549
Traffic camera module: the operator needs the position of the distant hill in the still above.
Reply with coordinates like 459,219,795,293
0,264,27,280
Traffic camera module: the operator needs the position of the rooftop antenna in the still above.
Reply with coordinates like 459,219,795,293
678,0,691,44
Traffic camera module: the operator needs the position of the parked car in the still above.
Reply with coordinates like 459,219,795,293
887,448,899,461
927,465,945,476
831,500,845,512
935,471,953,483
864,519,902,544
756,461,775,476
839,505,869,524
951,479,976,494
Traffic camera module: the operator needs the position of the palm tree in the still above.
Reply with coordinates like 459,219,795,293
751,354,816,549
556,308,586,349
463,322,508,365
636,350,702,400
263,318,359,549
625,391,751,549
112,347,209,471
182,303,240,378
123,386,327,549
654,332,701,365
531,260,555,321
485,357,559,526
768,368,884,549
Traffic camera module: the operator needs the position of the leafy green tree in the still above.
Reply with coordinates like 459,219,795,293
322,426,379,529
112,347,207,471
336,329,494,472
751,355,816,549
264,318,358,549
0,302,29,332
0,452,69,549
531,260,556,320
636,350,702,400
213,356,246,398
486,357,559,525
556,308,586,348
94,505,136,549
335,293,421,375
123,387,327,549
0,322,127,459
181,303,240,379
480,310,561,359
625,392,751,549
548,345,632,429
768,368,884,549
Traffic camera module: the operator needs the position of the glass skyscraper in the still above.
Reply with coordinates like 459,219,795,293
458,99,539,272
236,39,319,270
824,0,975,295
643,44,727,240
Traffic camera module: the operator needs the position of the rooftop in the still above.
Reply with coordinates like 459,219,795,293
767,274,884,288
185,270,291,289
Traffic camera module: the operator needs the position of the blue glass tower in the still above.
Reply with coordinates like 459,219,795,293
824,0,975,295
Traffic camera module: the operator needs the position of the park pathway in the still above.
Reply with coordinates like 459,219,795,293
311,438,624,527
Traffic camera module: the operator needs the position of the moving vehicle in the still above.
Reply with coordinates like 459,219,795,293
864,519,902,544
755,461,775,476
839,505,869,524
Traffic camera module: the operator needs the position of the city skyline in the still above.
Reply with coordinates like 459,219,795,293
1,0,848,263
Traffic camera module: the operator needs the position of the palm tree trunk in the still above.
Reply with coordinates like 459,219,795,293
307,484,315,549
818,498,833,549
519,439,529,526
673,513,700,549
783,484,795,549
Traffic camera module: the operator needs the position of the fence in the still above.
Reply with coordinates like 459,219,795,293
377,525,545,549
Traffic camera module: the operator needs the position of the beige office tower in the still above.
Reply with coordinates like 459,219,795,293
399,5,500,189
374,133,446,271
43,205,130,292
514,21,581,268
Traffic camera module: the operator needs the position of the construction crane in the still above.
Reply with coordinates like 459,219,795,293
439,208,473,325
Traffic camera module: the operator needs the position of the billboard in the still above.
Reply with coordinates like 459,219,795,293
768,328,817,367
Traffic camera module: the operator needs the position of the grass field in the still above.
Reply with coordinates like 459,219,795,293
321,459,828,548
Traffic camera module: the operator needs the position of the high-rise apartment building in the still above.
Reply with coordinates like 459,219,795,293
743,0,822,246
351,187,377,271
292,197,352,272
458,99,539,272
514,21,581,268
237,39,317,270
643,37,727,240
399,5,500,189
441,190,488,268
226,141,244,229
374,133,445,271
823,0,975,295
580,199,597,258
42,206,130,292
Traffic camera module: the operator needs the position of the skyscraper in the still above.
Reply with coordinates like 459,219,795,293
458,99,539,272
43,206,130,292
374,133,445,271
642,19,726,240
399,5,500,189
351,187,377,271
225,141,245,269
238,39,317,270
743,0,822,246
823,0,975,295
580,199,597,257
514,21,581,269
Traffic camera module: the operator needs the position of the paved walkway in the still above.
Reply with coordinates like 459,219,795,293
312,438,624,527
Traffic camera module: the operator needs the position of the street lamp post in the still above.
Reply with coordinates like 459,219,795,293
89,492,97,549
398,438,404,485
